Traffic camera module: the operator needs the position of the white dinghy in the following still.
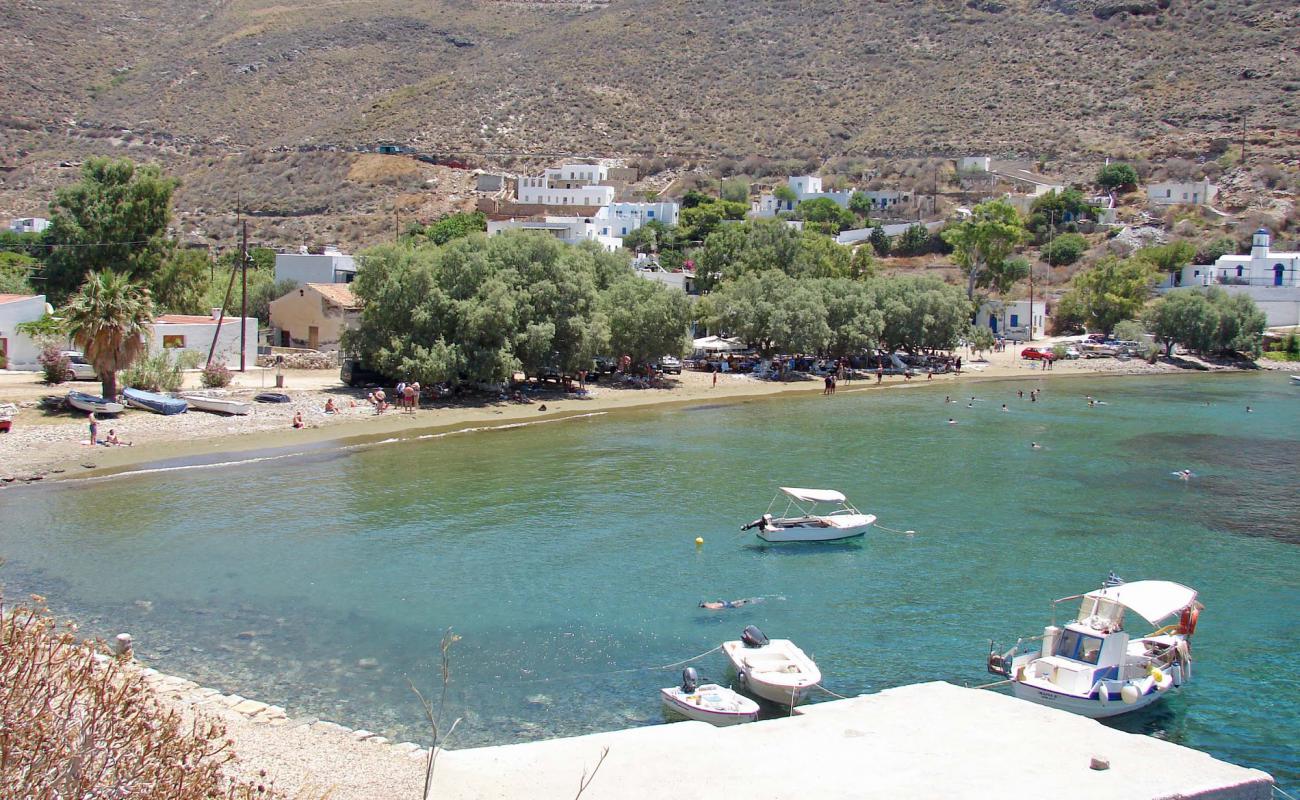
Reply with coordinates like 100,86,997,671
660,667,759,726
987,578,1201,719
740,487,876,543
723,626,821,706
182,395,252,416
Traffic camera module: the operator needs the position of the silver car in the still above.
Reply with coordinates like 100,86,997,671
60,351,98,381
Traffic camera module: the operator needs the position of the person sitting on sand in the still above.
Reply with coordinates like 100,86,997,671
324,398,338,414
699,598,763,610
104,428,132,446
292,411,304,429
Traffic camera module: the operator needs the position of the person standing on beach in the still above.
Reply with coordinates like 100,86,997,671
712,367,718,388
877,365,883,384
956,357,962,374
403,382,416,413
87,411,98,445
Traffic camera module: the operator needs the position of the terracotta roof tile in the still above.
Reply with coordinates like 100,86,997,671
306,283,360,309
0,293,38,304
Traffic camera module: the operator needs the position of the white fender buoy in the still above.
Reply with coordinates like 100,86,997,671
1097,683,1110,704
1156,672,1173,692
1120,683,1140,705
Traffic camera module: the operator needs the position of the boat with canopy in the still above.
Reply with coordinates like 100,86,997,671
740,487,876,542
986,578,1201,718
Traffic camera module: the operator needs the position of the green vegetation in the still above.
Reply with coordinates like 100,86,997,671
720,178,750,204
43,157,178,304
63,270,154,400
678,197,747,242
869,224,890,257
1055,256,1157,334
1136,241,1196,274
848,191,873,218
967,324,995,354
1195,236,1238,264
891,224,936,257
1096,163,1138,192
408,211,487,246
1042,232,1088,266
122,349,198,393
343,232,688,386
0,252,40,294
1027,189,1098,242
151,249,212,315
37,346,70,384
796,198,856,236
1143,288,1266,356
941,199,1027,299
694,219,851,293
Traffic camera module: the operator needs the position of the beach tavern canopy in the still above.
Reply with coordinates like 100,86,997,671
693,335,747,353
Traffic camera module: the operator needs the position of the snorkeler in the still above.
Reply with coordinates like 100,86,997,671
699,598,764,610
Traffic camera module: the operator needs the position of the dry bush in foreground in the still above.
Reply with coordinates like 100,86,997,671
0,594,281,799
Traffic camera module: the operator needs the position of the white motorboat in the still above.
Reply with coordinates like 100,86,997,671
1290,375,1300,385
66,390,124,415
723,626,821,706
987,578,1201,719
660,667,759,726
740,487,876,542
182,395,252,416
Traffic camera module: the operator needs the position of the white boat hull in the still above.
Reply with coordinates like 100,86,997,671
660,684,759,726
67,395,124,415
759,512,878,543
723,639,821,706
1011,678,1174,719
182,395,252,415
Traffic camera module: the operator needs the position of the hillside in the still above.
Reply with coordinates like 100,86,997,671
1,0,1297,247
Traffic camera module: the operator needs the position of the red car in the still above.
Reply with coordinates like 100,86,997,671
1021,347,1056,361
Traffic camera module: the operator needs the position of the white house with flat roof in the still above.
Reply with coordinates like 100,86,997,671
517,164,616,207
1147,180,1218,207
148,310,258,368
598,202,680,237
8,217,50,234
0,293,52,370
486,217,622,252
1163,229,1300,326
975,299,1046,341
274,247,356,285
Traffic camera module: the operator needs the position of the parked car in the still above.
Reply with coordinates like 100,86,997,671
656,355,683,374
60,351,97,381
1021,347,1056,361
340,357,387,387
1063,346,1081,359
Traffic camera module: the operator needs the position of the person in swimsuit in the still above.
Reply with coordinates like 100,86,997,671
699,598,763,610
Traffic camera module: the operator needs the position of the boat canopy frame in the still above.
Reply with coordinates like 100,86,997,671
1050,580,1199,628
765,488,863,522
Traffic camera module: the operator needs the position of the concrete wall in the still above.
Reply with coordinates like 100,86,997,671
274,252,356,286
0,295,50,370
268,288,358,351
148,318,258,368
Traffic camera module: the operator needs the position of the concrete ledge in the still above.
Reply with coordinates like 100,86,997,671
430,682,1273,800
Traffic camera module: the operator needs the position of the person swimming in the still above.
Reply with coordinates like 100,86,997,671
1030,442,1042,449
1176,469,1194,480
699,597,764,610
948,418,958,425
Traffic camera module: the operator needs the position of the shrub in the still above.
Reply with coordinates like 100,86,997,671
1042,232,1088,266
122,350,189,393
1096,163,1138,192
0,593,284,799
200,361,234,388
37,346,70,384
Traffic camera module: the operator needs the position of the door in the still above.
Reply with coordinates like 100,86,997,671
308,326,319,350
1276,265,1285,287
279,330,291,347
0,337,7,369
989,316,998,333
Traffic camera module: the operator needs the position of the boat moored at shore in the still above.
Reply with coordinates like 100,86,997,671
182,395,252,416
660,667,759,726
123,388,188,415
66,390,124,415
723,626,821,706
987,578,1201,719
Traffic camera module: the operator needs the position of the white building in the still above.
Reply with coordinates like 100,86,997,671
749,193,797,218
975,299,1046,341
789,175,854,208
959,156,991,172
1147,181,1218,207
486,217,622,252
0,293,52,371
517,164,616,207
836,221,944,247
274,247,356,285
149,311,258,368
7,217,50,234
598,202,680,237
1164,229,1300,326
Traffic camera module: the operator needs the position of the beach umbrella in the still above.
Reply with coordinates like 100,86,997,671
693,336,747,353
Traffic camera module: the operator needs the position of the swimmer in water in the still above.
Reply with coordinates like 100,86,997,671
1177,469,1194,480
699,598,763,610
948,418,958,425
1030,442,1042,449
1001,404,1009,411
1246,406,1253,413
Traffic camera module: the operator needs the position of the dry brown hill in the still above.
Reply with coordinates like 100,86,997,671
1,0,1296,247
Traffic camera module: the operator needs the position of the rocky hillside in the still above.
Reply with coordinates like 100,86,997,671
1,0,1296,247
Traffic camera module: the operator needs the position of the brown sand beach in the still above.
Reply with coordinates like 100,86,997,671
0,346,1267,484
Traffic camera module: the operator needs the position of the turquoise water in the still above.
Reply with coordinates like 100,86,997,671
0,373,1297,785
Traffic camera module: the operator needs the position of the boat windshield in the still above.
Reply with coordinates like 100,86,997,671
1055,628,1104,665
1075,595,1125,630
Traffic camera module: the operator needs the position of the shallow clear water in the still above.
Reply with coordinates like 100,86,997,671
1,373,1297,785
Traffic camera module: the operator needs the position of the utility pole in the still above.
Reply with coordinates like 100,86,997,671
1240,118,1248,162
394,209,401,243
240,219,248,372
1034,210,1052,345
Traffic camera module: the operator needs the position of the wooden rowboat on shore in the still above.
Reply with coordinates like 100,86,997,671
182,395,252,416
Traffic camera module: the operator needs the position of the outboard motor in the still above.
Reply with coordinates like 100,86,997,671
741,625,770,648
740,513,773,532
681,667,699,693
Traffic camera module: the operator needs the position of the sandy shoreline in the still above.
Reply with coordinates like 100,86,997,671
0,349,1277,484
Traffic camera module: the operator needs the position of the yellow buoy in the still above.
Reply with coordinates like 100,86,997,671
695,537,704,546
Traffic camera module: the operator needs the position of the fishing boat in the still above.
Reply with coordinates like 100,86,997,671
722,626,821,706
182,395,252,416
660,667,759,726
66,390,124,415
255,392,292,404
122,388,188,415
740,487,876,542
986,579,1201,719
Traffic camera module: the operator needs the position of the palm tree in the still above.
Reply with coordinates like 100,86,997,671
63,270,153,400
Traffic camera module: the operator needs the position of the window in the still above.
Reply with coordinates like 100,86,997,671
1054,629,1104,664
162,335,186,349
1237,266,1244,278
1166,189,1171,198
647,210,655,218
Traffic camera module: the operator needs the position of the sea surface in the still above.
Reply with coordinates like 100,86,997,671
1,373,1297,786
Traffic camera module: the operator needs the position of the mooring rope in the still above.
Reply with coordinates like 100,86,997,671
970,679,1013,690
1273,785,1299,800
488,644,725,688
813,682,853,700
874,523,917,536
